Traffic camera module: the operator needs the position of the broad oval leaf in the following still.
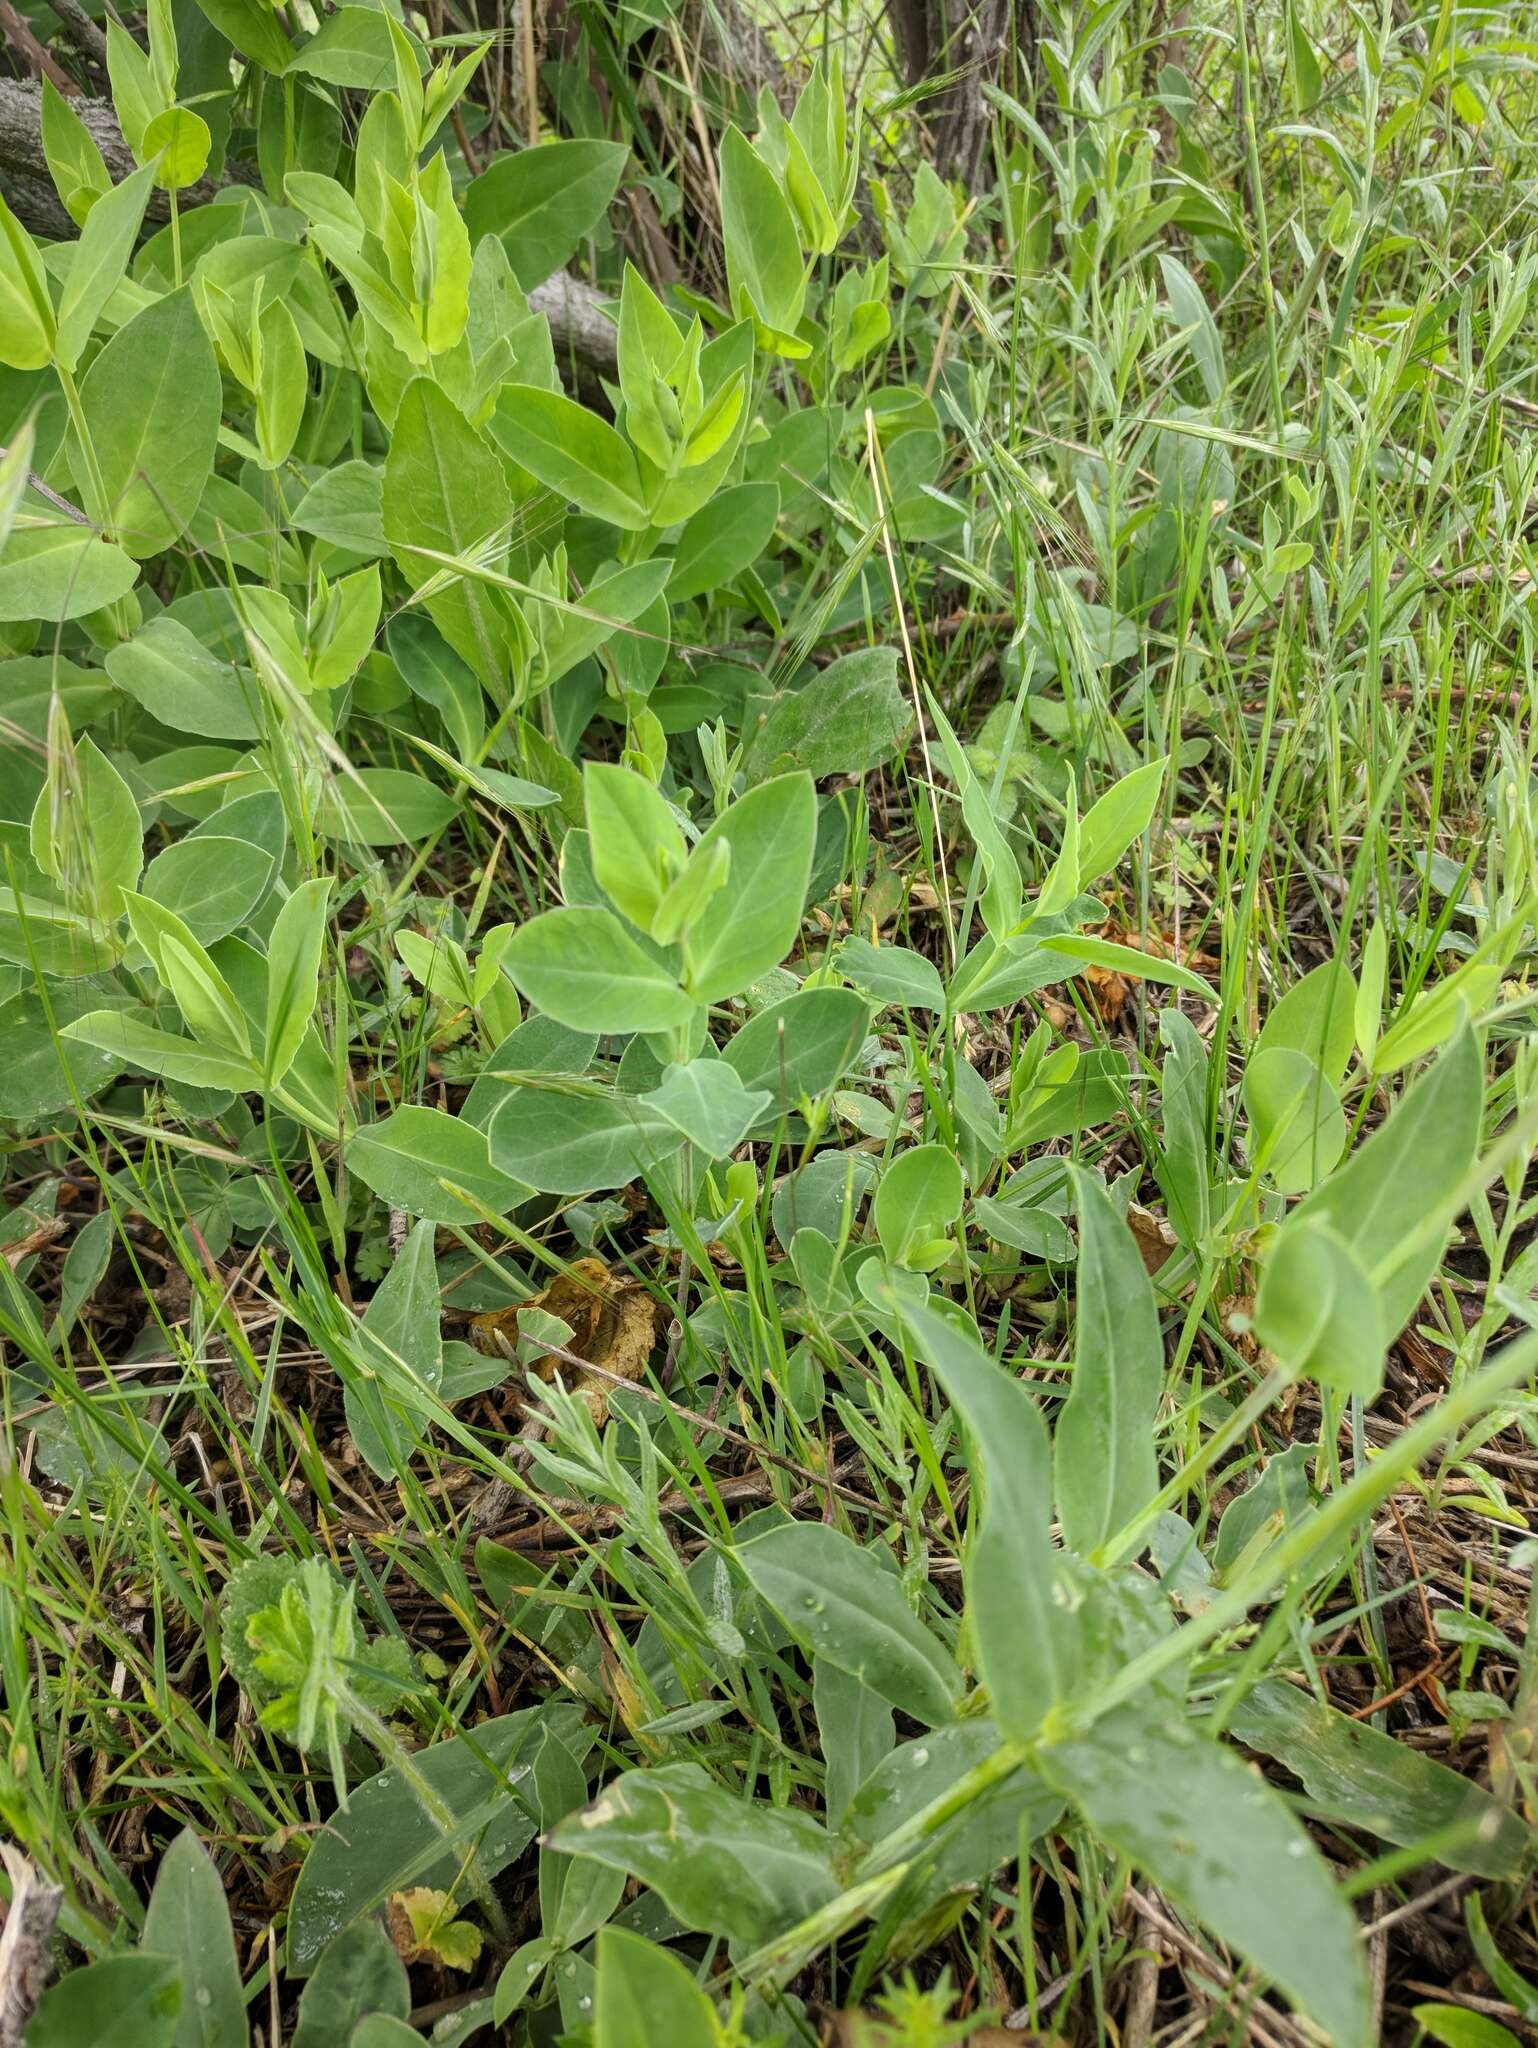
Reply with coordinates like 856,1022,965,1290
383,378,516,687
547,1760,839,1948
874,1142,964,1269
0,524,139,622
314,769,459,845
25,1954,181,2048
464,140,629,288
142,835,274,946
744,646,911,782
682,772,817,1005
287,1706,568,1972
1039,1705,1373,2048
1242,1045,1348,1193
736,1520,962,1725
723,986,871,1118
837,936,945,1014
487,1084,686,1194
503,906,693,1034
107,616,261,741
76,287,221,557
593,1927,719,2048
491,385,648,529
347,1104,532,1223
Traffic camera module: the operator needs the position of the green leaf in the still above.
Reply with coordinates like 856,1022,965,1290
1464,1895,1538,2024
254,296,307,469
1255,958,1357,1084
668,480,780,604
388,614,483,761
970,1195,1073,1261
315,768,459,845
1038,1706,1372,2048
1054,1166,1161,1556
1155,1008,1211,1247
1039,932,1216,1001
41,78,110,229
142,835,275,946
30,731,143,916
54,158,158,371
814,1659,894,1830
1278,1024,1483,1337
383,377,516,687
682,773,816,1004
1373,948,1505,1072
642,1059,771,1157
1411,2007,1522,2048
0,901,121,977
295,460,387,557
737,1521,961,1724
350,2019,426,2048
141,1828,246,2048
720,126,805,336
1251,1214,1387,1397
186,0,291,69
77,288,221,556
361,1216,441,1382
464,140,628,288
1242,1045,1348,1193
548,1761,838,1947
1229,1680,1528,1880
491,385,648,529
291,1919,409,2048
1159,254,1227,405
885,1291,1081,1741
487,1084,686,1194
0,981,131,1121
25,1954,182,2048
584,762,686,936
594,1928,719,2048
531,557,672,693
1075,757,1167,885
290,6,405,88
837,936,945,1014
59,1008,256,1092
723,987,870,1121
106,616,261,740
503,907,693,1034
264,877,333,1087
288,1707,565,1972
0,191,55,370
0,419,31,553
874,1142,963,1270
841,1720,1063,1886
105,17,159,158
744,646,910,782
143,107,211,191
0,524,138,622
347,1104,532,1224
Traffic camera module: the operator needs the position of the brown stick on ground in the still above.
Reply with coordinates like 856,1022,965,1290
0,1845,63,2048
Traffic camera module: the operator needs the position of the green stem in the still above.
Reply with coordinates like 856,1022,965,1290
53,358,110,533
344,1692,512,1944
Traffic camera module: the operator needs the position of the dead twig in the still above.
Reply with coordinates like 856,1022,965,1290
0,1844,62,2048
